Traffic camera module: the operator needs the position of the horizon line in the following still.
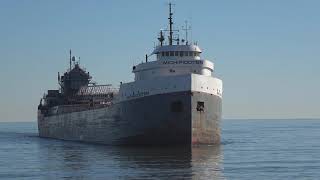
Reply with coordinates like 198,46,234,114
1,118,320,123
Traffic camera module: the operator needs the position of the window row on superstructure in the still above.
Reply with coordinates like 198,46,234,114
159,51,200,57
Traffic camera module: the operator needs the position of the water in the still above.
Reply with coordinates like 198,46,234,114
0,119,319,179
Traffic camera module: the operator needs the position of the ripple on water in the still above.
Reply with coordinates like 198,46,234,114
1,120,320,179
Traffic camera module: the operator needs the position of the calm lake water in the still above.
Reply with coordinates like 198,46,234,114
0,119,319,179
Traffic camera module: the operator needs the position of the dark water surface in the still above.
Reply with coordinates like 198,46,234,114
0,119,319,179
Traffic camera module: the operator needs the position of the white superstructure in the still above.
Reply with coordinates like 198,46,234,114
118,14,222,102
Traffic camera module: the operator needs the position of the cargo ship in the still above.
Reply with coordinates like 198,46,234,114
37,4,223,146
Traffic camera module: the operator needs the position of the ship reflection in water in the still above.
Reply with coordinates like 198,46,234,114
37,139,224,179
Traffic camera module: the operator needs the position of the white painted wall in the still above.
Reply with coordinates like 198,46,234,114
133,59,214,81
118,74,222,102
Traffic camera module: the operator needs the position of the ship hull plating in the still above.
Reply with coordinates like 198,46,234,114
38,91,221,146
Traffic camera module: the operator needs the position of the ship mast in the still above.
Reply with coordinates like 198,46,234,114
168,3,173,45
182,20,191,45
69,49,72,71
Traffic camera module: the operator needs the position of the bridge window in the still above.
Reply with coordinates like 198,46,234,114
184,51,188,56
165,51,169,56
179,51,184,57
170,51,174,56
162,52,165,56
189,52,193,56
175,51,179,56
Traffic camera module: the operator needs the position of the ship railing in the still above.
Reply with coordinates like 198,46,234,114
53,102,113,115
76,85,119,96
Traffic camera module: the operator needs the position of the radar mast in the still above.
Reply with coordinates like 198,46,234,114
168,3,173,45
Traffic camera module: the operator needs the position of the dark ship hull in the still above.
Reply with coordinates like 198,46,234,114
38,91,221,146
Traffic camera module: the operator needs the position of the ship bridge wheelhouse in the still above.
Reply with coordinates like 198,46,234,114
152,44,202,61
132,44,214,81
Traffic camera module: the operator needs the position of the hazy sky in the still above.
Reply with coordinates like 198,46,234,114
0,0,319,121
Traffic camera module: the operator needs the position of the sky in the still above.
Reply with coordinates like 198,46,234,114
0,0,319,121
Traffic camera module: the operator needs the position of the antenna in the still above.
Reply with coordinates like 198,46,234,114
176,34,179,45
182,20,191,45
69,49,72,71
72,56,76,67
168,3,173,45
162,3,178,45
158,30,165,46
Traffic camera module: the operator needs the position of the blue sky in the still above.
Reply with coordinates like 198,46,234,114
0,0,319,121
